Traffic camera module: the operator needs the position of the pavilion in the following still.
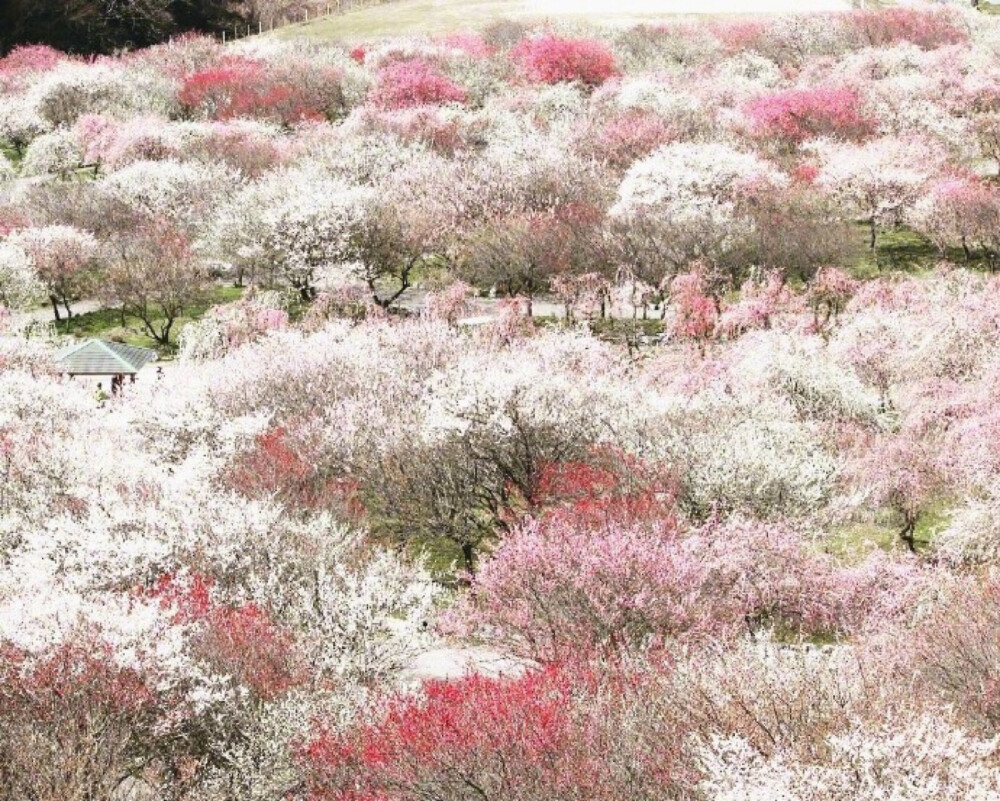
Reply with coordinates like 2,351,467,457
55,339,158,382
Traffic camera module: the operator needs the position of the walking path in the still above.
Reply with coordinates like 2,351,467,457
400,645,535,685
7,299,102,332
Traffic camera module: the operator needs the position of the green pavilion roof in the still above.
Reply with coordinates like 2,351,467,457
55,339,158,375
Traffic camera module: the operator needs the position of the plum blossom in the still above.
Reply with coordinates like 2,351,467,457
612,142,787,224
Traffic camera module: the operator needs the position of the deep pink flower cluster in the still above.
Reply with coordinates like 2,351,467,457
745,87,872,145
511,35,617,87
369,58,467,110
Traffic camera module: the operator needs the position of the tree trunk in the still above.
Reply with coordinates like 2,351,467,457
869,217,878,251
49,295,62,323
461,541,475,575
900,517,917,553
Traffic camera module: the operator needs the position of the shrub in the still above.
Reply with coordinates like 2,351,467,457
150,572,303,701
303,662,692,801
225,423,361,517
909,577,1000,731
511,35,616,87
451,511,911,662
0,44,65,92
745,86,873,146
179,56,341,125
19,128,81,178
0,637,161,801
848,7,968,50
580,109,674,169
368,57,467,110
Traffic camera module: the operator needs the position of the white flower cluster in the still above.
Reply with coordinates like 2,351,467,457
100,158,240,233
25,61,177,129
211,166,372,290
19,128,82,177
0,152,14,182
732,331,885,427
0,241,44,310
700,715,1000,801
612,141,787,223
808,136,942,227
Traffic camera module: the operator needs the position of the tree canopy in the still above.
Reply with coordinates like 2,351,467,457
0,0,242,56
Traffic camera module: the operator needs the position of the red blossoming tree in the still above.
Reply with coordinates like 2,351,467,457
0,637,160,801
303,663,690,801
369,58,467,110
745,87,873,148
512,35,616,87
179,56,343,125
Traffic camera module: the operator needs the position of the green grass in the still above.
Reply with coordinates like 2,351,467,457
274,0,520,40
406,537,468,583
55,285,244,354
271,0,755,42
852,226,937,279
979,2,1000,15
823,500,953,562
271,0,893,42
0,143,21,167
848,225,1000,280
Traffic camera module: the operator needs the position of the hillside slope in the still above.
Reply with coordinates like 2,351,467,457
274,0,858,41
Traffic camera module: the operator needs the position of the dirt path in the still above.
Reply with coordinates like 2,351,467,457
400,645,535,685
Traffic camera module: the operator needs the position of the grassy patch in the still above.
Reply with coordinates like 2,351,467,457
0,143,21,168
534,315,665,337
55,285,244,354
272,0,723,42
851,224,1000,279
273,0,526,41
406,537,466,584
823,500,953,562
852,226,939,279
823,522,897,561
589,317,666,336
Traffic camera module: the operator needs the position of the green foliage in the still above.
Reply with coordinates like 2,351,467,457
0,145,21,169
0,0,242,56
